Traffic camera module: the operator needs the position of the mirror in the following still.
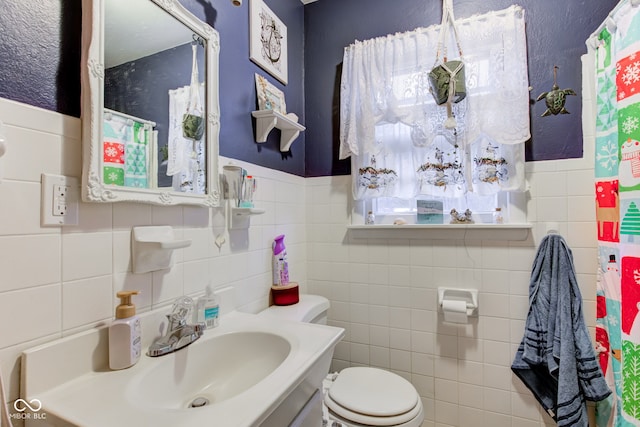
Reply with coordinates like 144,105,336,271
81,0,220,206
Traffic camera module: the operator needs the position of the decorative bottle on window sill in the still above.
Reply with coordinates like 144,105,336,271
366,211,375,225
493,208,504,224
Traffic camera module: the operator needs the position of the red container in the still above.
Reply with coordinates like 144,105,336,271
271,282,299,306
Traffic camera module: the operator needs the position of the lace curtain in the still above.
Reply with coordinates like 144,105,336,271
339,5,530,200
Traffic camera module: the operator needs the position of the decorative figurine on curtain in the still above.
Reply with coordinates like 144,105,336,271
536,65,576,117
472,141,508,184
428,0,466,129
357,154,398,193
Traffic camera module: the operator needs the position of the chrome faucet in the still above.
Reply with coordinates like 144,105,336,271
148,297,205,357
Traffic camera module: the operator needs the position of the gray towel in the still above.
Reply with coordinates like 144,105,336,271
511,234,611,426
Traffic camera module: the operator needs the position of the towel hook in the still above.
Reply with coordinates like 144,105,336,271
546,222,559,235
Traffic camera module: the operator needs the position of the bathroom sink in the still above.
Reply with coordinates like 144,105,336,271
22,311,345,427
128,331,291,409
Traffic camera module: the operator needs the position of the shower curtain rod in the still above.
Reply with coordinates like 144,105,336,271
103,108,157,128
588,0,640,47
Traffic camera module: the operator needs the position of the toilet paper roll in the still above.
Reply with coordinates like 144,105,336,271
442,299,468,324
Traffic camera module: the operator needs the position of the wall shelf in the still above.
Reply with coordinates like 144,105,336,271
232,207,266,216
251,110,305,152
347,223,532,241
230,206,266,229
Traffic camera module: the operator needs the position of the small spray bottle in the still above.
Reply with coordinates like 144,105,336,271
272,235,289,286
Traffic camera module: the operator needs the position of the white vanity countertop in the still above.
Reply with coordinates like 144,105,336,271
22,311,344,427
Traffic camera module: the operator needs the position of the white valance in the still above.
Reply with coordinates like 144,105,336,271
339,5,530,200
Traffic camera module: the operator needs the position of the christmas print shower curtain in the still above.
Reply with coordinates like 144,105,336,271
592,2,640,425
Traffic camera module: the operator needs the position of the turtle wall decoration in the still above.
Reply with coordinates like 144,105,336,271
536,65,576,117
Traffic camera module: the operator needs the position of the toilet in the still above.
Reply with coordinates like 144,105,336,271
260,294,425,427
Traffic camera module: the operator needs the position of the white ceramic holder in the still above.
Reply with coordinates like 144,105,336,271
131,226,191,273
437,287,478,316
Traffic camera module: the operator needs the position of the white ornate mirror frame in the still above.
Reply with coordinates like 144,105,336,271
80,0,221,207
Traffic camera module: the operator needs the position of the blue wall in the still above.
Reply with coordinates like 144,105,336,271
0,0,622,177
204,0,306,176
0,0,81,116
0,0,306,176
303,0,620,176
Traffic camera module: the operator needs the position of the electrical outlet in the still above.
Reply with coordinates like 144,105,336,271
41,174,79,226
53,184,68,216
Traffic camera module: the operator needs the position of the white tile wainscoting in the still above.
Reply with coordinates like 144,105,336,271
0,97,308,419
0,96,597,427
305,128,597,426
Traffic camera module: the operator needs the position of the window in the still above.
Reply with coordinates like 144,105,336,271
339,5,530,226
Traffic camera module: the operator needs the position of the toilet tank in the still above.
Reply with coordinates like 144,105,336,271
260,294,330,324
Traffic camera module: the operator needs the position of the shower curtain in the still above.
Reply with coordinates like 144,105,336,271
590,1,640,425
103,109,151,189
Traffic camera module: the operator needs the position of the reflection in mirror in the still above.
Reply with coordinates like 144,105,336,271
81,0,220,206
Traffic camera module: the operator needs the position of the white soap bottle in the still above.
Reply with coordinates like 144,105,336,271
196,285,219,329
109,290,141,370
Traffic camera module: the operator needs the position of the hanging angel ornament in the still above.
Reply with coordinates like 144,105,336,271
536,65,576,117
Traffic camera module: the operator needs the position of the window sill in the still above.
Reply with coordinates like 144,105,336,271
346,223,532,241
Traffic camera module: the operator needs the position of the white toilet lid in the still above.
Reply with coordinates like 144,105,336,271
327,367,420,424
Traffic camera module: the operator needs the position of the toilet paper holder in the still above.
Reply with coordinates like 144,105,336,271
438,287,478,316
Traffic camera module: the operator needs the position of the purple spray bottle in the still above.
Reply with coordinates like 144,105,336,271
272,235,289,286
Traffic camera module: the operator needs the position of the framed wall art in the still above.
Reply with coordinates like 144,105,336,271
255,73,286,113
249,0,288,85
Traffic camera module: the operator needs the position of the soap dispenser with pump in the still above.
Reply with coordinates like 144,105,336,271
109,290,142,370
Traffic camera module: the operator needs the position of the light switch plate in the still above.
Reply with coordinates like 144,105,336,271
41,173,79,226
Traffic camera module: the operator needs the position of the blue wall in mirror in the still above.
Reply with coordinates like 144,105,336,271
0,0,622,177
104,42,205,188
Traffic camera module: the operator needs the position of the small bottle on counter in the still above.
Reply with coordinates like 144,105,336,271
196,284,219,329
366,211,375,225
493,207,504,224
